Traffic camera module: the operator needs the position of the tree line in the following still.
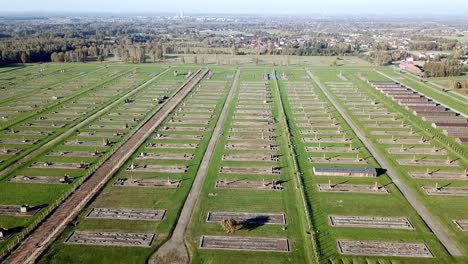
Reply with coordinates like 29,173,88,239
0,37,166,64
423,59,464,77
409,37,458,51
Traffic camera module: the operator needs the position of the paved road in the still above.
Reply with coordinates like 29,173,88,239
152,68,240,264
308,70,464,257
0,67,160,180
3,69,208,264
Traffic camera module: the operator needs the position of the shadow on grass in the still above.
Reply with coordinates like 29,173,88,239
381,182,394,188
179,177,192,183
276,179,289,185
31,204,48,211
375,168,387,177
439,183,452,190
331,180,349,188
3,226,23,237
239,215,271,231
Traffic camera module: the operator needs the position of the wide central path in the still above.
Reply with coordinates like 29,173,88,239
153,68,240,264
3,69,209,264
307,69,463,257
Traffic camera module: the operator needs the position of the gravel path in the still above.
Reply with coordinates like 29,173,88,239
3,69,208,264
152,68,240,264
308,69,463,257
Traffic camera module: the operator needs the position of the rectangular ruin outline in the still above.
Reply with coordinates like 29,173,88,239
206,211,286,225
86,208,167,221
336,240,433,258
317,184,388,194
328,215,413,230
65,231,155,247
453,220,468,231
199,235,290,252
0,205,41,217
113,178,181,188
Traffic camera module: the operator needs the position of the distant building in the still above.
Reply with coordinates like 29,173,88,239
399,62,424,76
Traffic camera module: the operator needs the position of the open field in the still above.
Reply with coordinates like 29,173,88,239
184,67,314,264
0,64,200,260
276,66,458,263
34,66,236,264
309,66,468,262
0,62,466,264
160,55,373,68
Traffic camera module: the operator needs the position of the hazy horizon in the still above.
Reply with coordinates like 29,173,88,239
2,0,468,15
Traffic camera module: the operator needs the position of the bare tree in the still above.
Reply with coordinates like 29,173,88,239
231,45,239,56
221,218,237,234
20,52,28,64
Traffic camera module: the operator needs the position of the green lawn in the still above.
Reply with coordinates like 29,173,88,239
309,67,467,263
38,67,235,263
0,63,466,264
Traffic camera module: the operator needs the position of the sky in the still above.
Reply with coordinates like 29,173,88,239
1,0,468,15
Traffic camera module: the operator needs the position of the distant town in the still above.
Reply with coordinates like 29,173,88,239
1,13,468,78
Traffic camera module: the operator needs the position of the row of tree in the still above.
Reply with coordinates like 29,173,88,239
0,38,111,64
0,36,169,64
1,40,357,65
366,51,393,65
423,59,464,77
409,37,458,51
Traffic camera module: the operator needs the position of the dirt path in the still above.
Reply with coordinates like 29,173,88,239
308,70,464,257
2,69,208,264
152,68,240,264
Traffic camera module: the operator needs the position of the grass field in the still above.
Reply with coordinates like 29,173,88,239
276,66,451,263
310,67,468,263
0,65,196,255
0,62,466,264
160,54,373,68
185,67,314,264
38,66,236,263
